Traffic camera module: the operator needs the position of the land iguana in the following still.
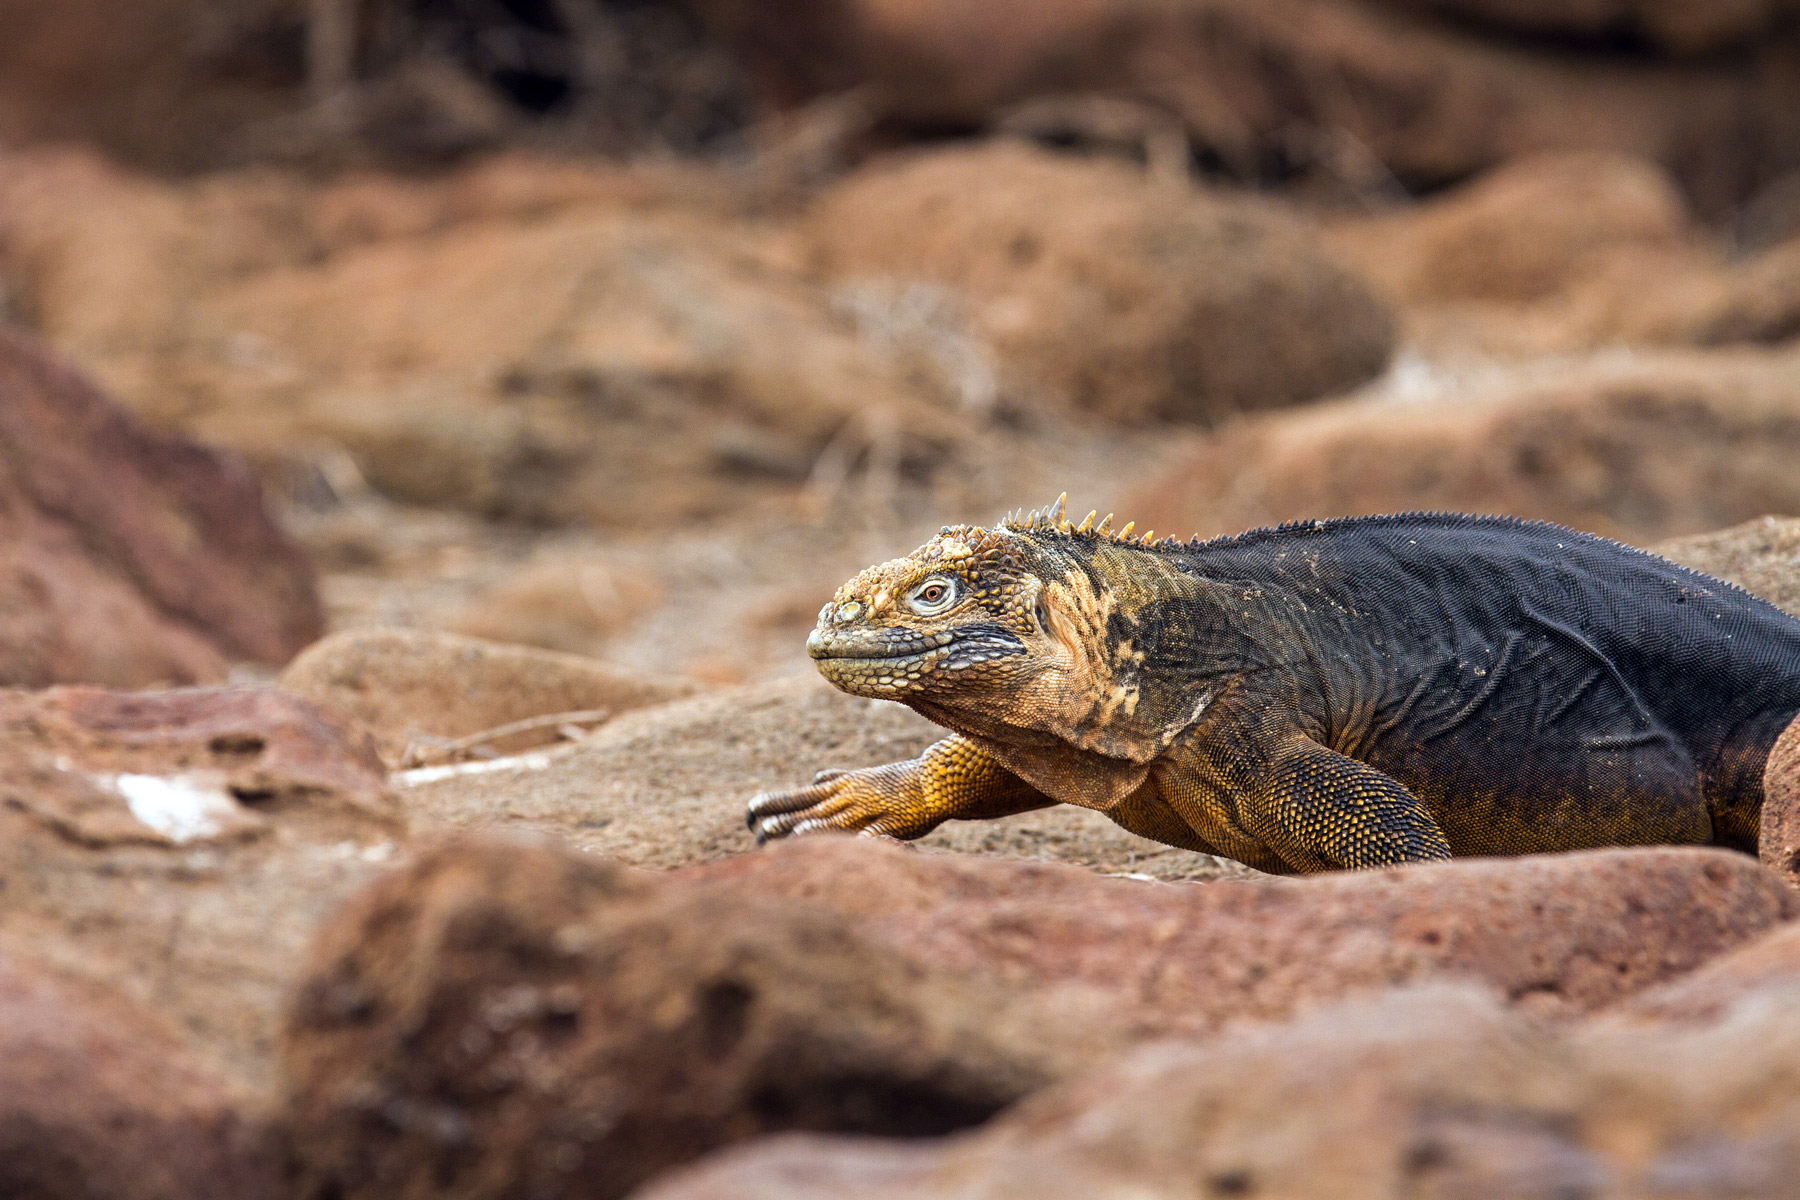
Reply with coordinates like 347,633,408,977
747,497,1800,873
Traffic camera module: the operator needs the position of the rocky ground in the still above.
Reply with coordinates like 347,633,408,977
5,1,1800,1197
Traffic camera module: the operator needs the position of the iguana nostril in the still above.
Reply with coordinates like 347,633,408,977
834,602,863,624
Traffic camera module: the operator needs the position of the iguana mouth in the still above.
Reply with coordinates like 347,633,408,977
808,625,1027,670
806,629,956,661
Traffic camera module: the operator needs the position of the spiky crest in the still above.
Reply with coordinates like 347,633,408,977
996,500,1769,604
998,492,1183,550
1000,500,1771,611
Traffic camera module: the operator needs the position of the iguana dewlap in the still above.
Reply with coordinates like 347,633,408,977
747,498,1800,873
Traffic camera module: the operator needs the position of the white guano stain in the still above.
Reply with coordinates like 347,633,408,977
392,751,556,789
112,773,242,844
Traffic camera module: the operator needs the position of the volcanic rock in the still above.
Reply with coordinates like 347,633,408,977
1606,919,1800,1026
189,207,972,526
283,834,1793,1200
0,326,321,686
0,684,402,1091
1757,714,1800,890
279,627,705,766
1128,348,1800,545
1615,237,1800,348
691,836,1796,1028
281,836,1089,1200
641,983,1800,1200
448,554,664,659
0,952,282,1200
806,142,1396,423
1325,153,1698,306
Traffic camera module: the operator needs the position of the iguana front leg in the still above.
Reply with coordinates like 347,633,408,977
748,734,1057,843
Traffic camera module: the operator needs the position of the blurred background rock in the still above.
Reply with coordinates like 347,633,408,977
2,0,1799,690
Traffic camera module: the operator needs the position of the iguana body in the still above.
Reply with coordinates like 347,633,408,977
748,500,1800,873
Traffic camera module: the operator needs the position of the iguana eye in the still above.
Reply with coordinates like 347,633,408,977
907,576,958,615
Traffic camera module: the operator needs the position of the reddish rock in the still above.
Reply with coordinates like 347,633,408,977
692,836,1796,1027
641,983,1800,1200
0,685,403,1092
1607,920,1800,1025
1323,154,1800,358
281,836,1086,1200
189,203,973,528
0,327,321,687
282,834,1792,1200
1759,713,1800,888
0,952,282,1200
806,143,1395,423
0,684,395,834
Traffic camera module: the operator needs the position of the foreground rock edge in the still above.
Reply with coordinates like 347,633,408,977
281,833,1796,1200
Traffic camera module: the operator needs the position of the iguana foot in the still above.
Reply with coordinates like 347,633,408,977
747,765,916,843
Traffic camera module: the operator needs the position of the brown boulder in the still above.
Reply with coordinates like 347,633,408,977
1654,515,1800,617
278,627,705,766
806,143,1396,423
184,206,974,527
1128,348,1800,545
0,952,282,1200
1325,153,1698,306
1324,154,1800,357
0,684,396,830
282,834,1794,1200
0,148,725,412
0,148,977,529
0,685,402,1091
281,836,1089,1200
641,983,1800,1200
0,327,321,686
1758,714,1800,889
1614,236,1800,348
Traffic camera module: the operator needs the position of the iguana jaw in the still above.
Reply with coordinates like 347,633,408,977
808,624,1029,699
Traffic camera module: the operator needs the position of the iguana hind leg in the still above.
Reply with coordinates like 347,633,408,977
1160,730,1453,872
1246,737,1453,871
748,734,1056,843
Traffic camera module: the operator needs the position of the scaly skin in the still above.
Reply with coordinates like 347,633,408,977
747,498,1800,873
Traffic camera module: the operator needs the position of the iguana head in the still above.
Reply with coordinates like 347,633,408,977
806,520,1047,703
806,496,1206,761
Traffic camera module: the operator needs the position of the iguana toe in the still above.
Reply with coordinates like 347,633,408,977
746,770,910,843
